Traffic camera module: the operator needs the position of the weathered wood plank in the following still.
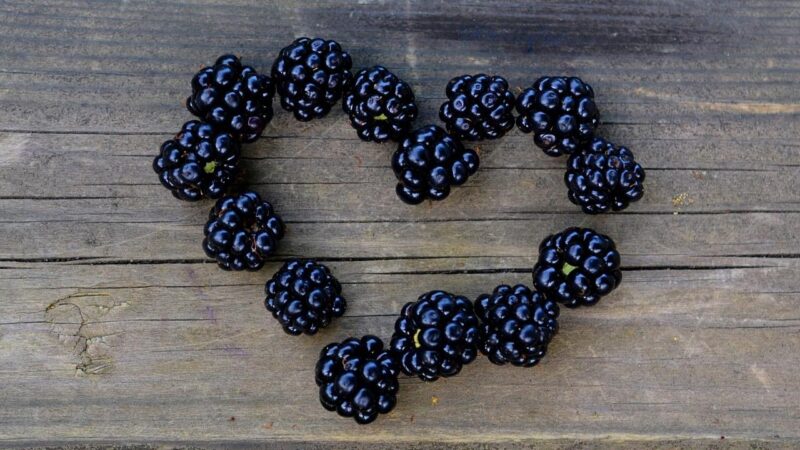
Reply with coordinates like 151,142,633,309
2,262,800,440
1,132,799,215
1,0,799,447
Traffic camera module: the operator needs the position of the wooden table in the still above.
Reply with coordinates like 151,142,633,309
2,1,799,448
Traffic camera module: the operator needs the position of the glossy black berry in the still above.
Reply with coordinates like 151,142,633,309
516,76,599,157
264,259,346,335
272,37,353,122
153,120,241,201
475,284,559,367
343,65,418,142
566,137,646,214
439,74,515,141
391,125,479,205
186,54,275,143
533,227,621,308
202,191,284,271
389,291,480,381
316,335,400,424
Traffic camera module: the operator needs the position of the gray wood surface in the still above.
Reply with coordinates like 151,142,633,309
1,0,799,448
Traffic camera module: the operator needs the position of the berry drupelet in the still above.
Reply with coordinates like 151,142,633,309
475,284,559,367
533,227,621,308
516,76,599,157
565,136,646,214
264,259,346,335
186,54,275,143
391,125,480,205
202,191,285,271
390,291,481,381
342,65,418,142
153,120,241,201
439,74,516,141
272,37,353,122
316,335,400,424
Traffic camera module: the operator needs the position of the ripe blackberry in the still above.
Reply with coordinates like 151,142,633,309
533,227,621,308
475,284,559,367
186,54,275,143
202,191,285,271
316,335,400,424
516,76,599,156
391,125,479,205
342,65,418,142
264,259,346,335
271,37,353,122
439,74,515,141
566,137,646,214
153,120,240,201
389,291,480,381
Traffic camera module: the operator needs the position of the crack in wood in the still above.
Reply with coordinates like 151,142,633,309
44,292,128,376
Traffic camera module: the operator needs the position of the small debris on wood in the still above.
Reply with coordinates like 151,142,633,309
672,192,694,208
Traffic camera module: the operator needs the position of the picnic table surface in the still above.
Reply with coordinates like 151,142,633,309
1,1,799,448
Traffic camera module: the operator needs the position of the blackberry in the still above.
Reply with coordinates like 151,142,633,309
533,227,621,308
202,191,285,271
389,291,480,381
391,125,480,205
439,74,515,141
566,137,646,214
186,54,275,143
316,335,400,424
343,65,418,142
272,37,353,122
264,259,346,335
475,284,559,367
516,76,599,156
153,120,240,201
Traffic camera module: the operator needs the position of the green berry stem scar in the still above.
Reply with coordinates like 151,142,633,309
561,262,577,275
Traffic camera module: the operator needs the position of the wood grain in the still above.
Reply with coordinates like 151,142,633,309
1,0,799,448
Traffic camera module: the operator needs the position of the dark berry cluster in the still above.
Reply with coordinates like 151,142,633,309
153,120,241,201
343,65,418,142
391,125,480,204
514,76,646,213
272,37,353,122
389,290,481,381
475,284,559,367
533,227,622,308
202,191,285,271
187,54,275,143
264,259,346,335
516,76,599,157
316,335,400,424
566,136,646,214
439,74,515,141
